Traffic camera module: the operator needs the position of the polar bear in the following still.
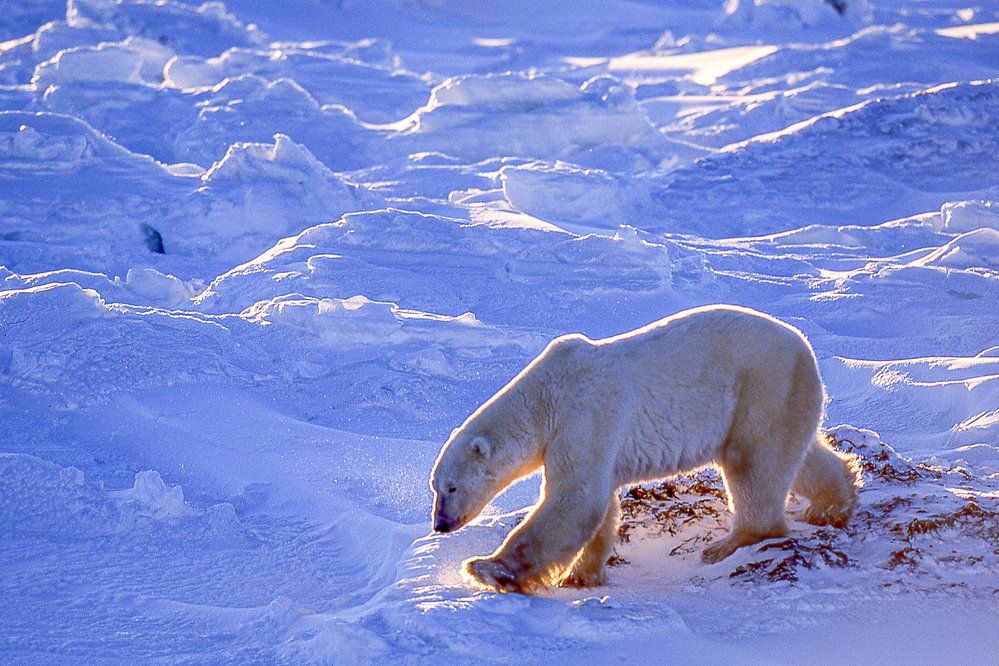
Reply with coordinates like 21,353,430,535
430,305,860,593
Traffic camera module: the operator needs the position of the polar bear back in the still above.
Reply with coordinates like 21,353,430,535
541,305,821,485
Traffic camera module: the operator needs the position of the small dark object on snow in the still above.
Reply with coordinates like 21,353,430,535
825,0,847,15
141,223,165,254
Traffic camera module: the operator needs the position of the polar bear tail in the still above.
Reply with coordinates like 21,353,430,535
792,434,862,528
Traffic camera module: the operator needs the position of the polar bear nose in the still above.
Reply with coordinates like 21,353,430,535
433,516,451,533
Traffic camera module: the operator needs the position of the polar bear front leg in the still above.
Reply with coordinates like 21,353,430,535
465,414,622,594
559,492,620,588
466,478,614,593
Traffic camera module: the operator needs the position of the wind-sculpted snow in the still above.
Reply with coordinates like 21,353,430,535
0,281,258,399
389,73,685,168
827,356,999,466
67,0,266,57
177,75,373,170
0,0,264,85
165,44,431,123
0,272,535,423
474,80,999,237
646,81,865,150
940,200,999,233
722,0,874,31
195,208,710,332
0,114,373,275
36,69,377,170
3,0,999,661
731,24,999,89
499,162,662,233
644,80,999,236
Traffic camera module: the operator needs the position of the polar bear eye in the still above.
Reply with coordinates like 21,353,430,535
447,487,457,494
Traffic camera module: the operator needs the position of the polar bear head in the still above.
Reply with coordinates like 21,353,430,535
430,431,502,533
430,358,548,534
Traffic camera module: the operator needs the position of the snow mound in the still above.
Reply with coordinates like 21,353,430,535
939,200,999,233
0,453,237,536
0,282,108,333
240,293,519,365
0,110,158,171
124,267,200,308
911,228,999,270
428,72,579,110
173,75,370,171
195,209,707,330
650,80,999,236
1,0,266,85
108,470,199,520
66,0,266,57
722,0,873,31
192,133,364,240
32,35,173,88
500,162,655,233
393,73,673,168
36,62,372,170
174,133,368,266
164,45,430,122
203,132,349,185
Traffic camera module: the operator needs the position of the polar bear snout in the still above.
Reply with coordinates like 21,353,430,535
432,510,467,533
432,494,468,533
433,515,456,533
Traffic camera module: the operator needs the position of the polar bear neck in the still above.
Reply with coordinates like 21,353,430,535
473,379,547,480
483,338,584,454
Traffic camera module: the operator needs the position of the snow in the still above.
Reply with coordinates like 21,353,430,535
606,45,780,85
2,0,998,662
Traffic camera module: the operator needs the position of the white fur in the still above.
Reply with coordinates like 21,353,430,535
430,305,860,593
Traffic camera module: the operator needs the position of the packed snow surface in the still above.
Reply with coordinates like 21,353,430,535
2,0,998,662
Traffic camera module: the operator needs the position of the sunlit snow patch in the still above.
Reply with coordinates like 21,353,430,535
604,45,779,86
936,22,999,40
385,73,678,167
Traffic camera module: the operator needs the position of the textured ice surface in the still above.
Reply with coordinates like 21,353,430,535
2,0,998,662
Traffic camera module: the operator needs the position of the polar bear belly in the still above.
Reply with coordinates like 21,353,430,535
613,378,739,483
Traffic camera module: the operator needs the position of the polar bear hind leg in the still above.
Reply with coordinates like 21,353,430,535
703,351,824,564
792,435,861,527
705,442,803,564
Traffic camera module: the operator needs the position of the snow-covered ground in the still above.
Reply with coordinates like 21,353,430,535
2,0,998,662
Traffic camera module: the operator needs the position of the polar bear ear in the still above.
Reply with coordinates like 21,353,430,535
470,436,493,459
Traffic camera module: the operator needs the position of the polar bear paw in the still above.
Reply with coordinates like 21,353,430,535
701,533,754,564
803,498,856,529
465,556,527,593
558,569,607,588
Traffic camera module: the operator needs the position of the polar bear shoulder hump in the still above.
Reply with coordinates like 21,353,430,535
546,332,594,356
